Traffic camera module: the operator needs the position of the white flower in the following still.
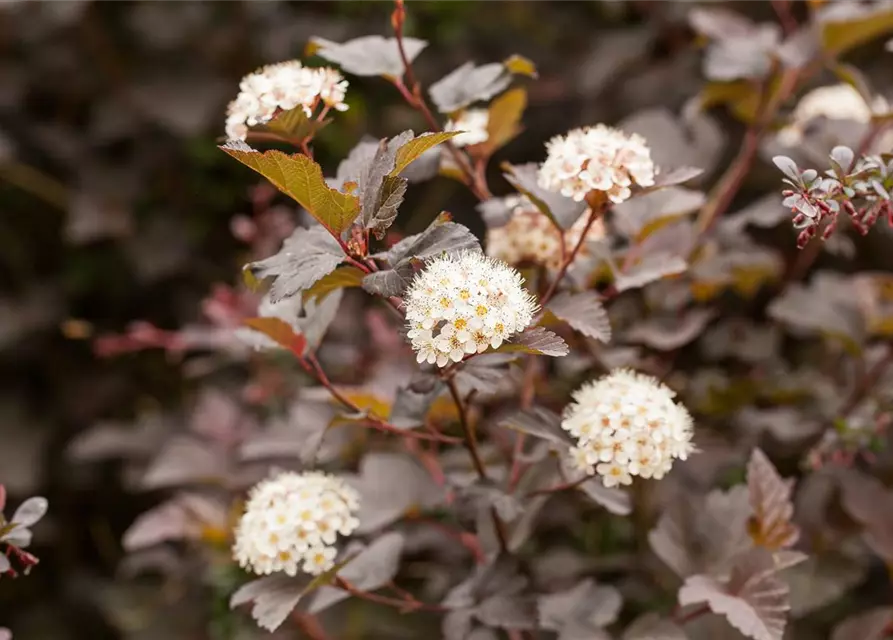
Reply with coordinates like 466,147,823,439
538,125,655,204
404,251,537,368
779,83,890,146
445,108,490,147
486,194,606,270
224,61,349,141
561,369,695,486
233,471,360,577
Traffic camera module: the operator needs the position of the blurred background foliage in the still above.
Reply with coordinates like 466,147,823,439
2,1,893,638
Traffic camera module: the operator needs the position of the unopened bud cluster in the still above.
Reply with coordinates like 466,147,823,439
777,150,893,248
538,125,655,204
233,471,359,577
404,251,537,367
486,195,605,270
225,61,348,141
561,370,695,487
806,402,890,470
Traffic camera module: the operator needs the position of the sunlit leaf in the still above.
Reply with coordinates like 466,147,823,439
302,266,365,303
243,317,307,355
392,131,462,177
221,141,359,235
746,449,800,550
485,88,527,153
309,35,427,78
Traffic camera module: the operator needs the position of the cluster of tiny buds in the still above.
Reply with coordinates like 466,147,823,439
784,188,893,248
486,194,605,270
538,124,655,204
232,471,360,578
225,60,348,141
404,251,537,367
561,369,695,487
805,406,890,470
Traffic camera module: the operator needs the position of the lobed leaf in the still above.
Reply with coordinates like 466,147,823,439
221,141,359,235
502,162,587,229
746,449,799,550
302,266,365,303
309,35,427,78
308,532,405,613
499,407,572,447
624,309,715,351
246,225,344,302
263,106,330,140
365,218,480,297
497,326,569,357
429,61,513,113
389,373,444,429
230,575,310,632
547,291,611,343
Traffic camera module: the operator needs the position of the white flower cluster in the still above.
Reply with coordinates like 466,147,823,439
561,369,695,487
538,125,655,204
778,83,889,146
445,108,490,147
486,194,606,271
405,251,537,367
225,61,348,141
233,471,359,577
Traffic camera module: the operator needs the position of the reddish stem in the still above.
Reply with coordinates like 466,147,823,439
445,377,510,553
336,577,447,612
540,204,603,306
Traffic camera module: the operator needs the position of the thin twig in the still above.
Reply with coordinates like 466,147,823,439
390,0,490,201
336,577,447,613
304,353,459,444
445,377,511,552
540,202,604,306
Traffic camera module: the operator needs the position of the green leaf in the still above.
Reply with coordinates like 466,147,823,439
485,88,527,153
821,4,893,57
302,266,365,303
391,131,462,177
503,54,538,78
263,107,331,140
496,327,569,357
221,141,359,235
242,317,307,355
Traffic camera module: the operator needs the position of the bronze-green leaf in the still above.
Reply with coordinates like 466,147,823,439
485,88,527,153
821,4,893,57
303,266,365,303
242,317,307,355
503,54,538,78
263,107,331,140
390,131,462,177
221,141,359,235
